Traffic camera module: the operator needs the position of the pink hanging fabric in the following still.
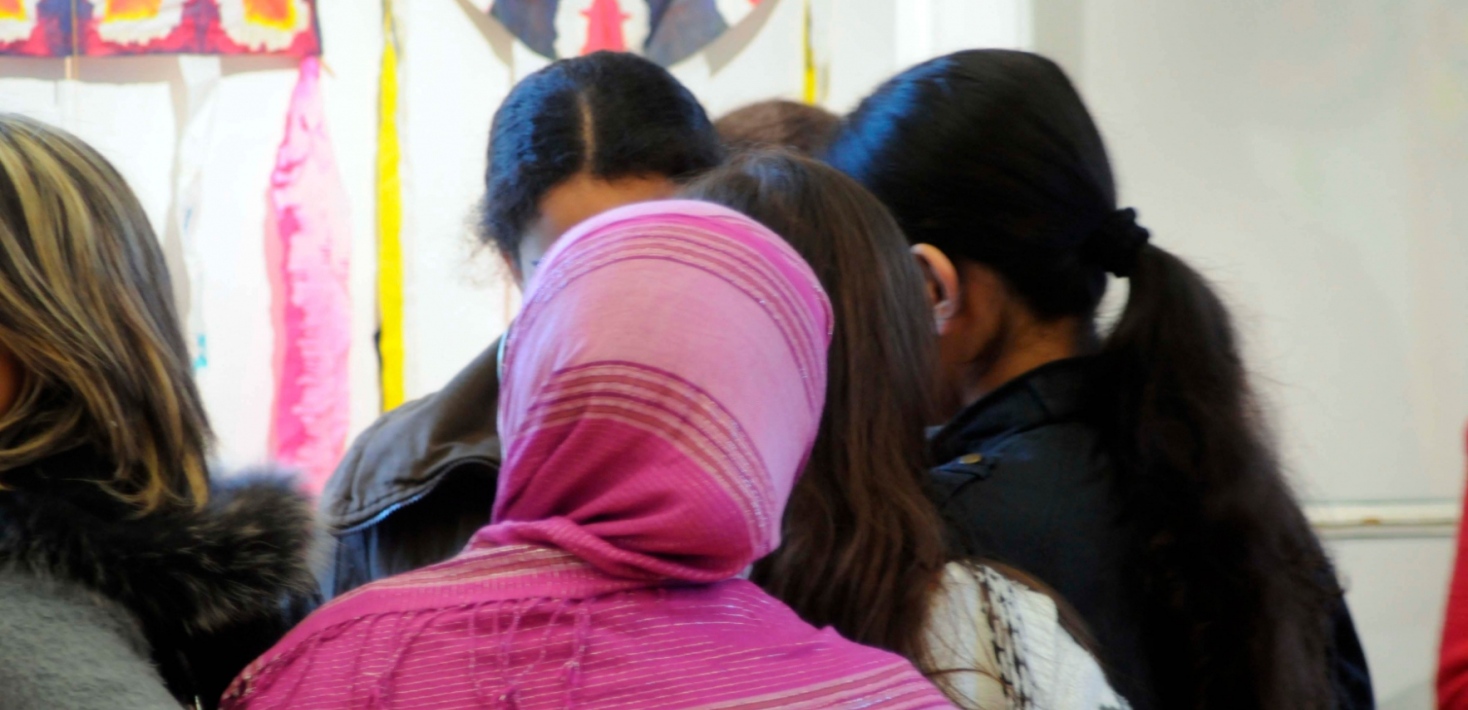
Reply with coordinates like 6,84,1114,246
223,201,952,709
266,57,352,496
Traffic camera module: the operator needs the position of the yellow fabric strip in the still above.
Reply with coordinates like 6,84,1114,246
802,0,816,104
376,1,406,411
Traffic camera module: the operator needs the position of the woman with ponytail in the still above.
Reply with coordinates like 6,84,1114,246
826,50,1372,710
685,150,1128,709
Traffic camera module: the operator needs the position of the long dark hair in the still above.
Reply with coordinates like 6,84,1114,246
827,49,1340,710
479,51,722,260
683,150,949,670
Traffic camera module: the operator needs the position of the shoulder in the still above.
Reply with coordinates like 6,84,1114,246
322,341,504,532
320,393,439,513
925,562,1052,707
929,562,1066,657
925,562,1131,710
933,419,1108,490
0,469,319,637
929,420,1116,540
221,588,372,706
0,472,320,706
0,572,178,710
639,582,954,709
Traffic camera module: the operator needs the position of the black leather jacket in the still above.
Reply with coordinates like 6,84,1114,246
927,357,1373,710
319,341,502,598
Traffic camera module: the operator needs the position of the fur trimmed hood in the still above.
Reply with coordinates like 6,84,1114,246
0,448,322,707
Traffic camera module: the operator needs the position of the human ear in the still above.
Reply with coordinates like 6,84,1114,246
910,244,961,334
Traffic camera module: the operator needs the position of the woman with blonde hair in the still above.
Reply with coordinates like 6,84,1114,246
0,115,318,710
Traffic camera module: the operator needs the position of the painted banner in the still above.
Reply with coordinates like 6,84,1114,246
0,0,320,57
267,56,352,495
480,0,762,66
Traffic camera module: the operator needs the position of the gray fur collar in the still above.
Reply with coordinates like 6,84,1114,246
0,450,321,705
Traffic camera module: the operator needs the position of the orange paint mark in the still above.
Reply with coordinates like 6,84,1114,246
244,0,298,29
0,0,23,20
581,0,628,54
102,0,165,21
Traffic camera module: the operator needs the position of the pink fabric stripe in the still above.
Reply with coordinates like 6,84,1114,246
518,222,828,410
486,425,758,582
522,362,774,544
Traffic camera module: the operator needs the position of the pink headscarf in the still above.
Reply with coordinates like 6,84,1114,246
223,201,951,709
482,198,831,582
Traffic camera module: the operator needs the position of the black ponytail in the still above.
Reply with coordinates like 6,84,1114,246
828,48,1340,710
1105,243,1338,709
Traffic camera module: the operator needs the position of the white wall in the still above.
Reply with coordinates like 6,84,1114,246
1034,1,1468,706
1045,0,1468,506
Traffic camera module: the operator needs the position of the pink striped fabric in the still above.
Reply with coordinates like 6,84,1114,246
222,201,952,709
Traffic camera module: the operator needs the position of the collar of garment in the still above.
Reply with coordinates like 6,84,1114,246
930,356,1100,463
0,447,319,705
321,336,504,531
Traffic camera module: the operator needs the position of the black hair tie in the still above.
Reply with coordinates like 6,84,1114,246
1080,207,1151,278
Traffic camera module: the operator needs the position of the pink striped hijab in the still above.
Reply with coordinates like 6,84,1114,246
223,200,952,709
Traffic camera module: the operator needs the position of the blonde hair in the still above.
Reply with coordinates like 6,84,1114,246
0,115,211,512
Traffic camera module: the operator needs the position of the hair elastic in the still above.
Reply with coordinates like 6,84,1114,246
1080,207,1150,278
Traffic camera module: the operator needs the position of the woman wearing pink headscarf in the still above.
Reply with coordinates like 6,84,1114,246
222,200,951,709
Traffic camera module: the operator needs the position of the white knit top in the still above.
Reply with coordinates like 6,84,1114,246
924,562,1132,710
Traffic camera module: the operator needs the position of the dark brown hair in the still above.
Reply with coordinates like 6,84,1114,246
829,49,1339,709
714,100,841,156
683,150,948,670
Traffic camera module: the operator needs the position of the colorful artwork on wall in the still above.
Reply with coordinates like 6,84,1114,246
268,56,352,495
377,1,406,413
480,0,761,66
0,0,320,57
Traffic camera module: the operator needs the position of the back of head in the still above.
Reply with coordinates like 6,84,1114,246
829,50,1339,708
480,51,722,263
827,50,1116,319
682,151,947,667
487,200,832,584
714,100,841,156
0,115,211,512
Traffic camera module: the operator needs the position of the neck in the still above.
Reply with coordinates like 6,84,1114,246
958,316,1086,408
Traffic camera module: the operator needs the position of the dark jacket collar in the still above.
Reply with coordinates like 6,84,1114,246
323,338,504,531
0,448,319,706
931,356,1099,463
